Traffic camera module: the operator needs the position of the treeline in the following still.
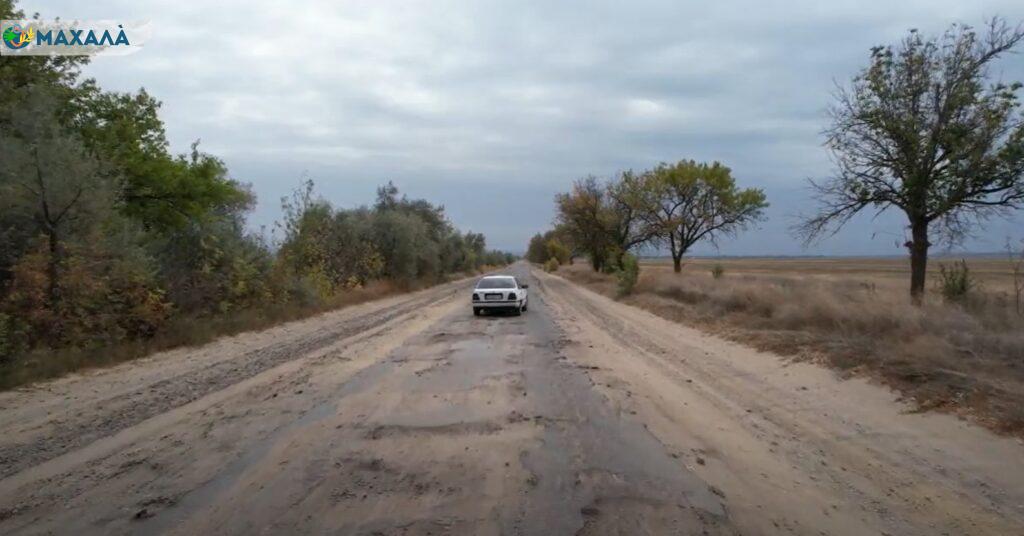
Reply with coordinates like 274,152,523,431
0,1,511,384
278,180,513,295
528,161,767,289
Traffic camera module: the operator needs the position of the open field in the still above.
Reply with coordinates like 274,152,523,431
559,256,1024,435
642,255,1022,295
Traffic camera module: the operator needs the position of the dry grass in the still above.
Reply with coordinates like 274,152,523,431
561,258,1024,436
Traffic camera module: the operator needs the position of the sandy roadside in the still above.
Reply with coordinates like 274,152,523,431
536,267,1024,535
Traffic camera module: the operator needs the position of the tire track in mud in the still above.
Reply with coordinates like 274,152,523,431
0,284,460,479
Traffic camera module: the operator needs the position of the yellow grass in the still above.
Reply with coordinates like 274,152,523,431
644,256,1020,295
560,257,1024,435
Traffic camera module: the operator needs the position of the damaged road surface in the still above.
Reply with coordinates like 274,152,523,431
1,263,1023,535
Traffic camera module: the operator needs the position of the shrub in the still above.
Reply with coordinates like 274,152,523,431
546,239,571,265
544,257,560,272
616,253,639,296
0,313,20,363
937,259,976,304
598,246,624,274
711,264,725,279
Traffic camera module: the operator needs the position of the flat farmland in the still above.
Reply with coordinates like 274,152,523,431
641,255,1020,294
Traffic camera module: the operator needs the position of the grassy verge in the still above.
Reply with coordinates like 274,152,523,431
0,268,495,391
559,262,1024,437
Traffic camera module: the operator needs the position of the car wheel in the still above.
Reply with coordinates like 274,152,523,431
473,307,481,316
522,300,528,312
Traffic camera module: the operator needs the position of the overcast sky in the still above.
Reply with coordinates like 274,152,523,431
38,0,1024,254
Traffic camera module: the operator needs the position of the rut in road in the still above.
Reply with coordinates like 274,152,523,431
536,267,1024,535
149,272,734,535
0,265,736,535
0,281,464,479
1,262,1023,536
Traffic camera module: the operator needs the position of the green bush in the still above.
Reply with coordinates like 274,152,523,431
546,239,571,264
0,313,18,363
544,257,559,272
616,253,639,296
711,264,725,279
937,259,976,303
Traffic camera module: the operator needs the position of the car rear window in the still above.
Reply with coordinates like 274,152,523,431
476,278,514,289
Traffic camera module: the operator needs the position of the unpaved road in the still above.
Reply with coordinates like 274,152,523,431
1,262,1023,535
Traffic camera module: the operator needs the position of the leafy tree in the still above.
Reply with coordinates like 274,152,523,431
605,170,656,264
0,0,516,381
372,210,437,281
798,19,1024,301
455,232,486,272
549,224,577,264
555,176,615,271
327,209,384,287
279,180,505,289
545,239,571,265
0,91,113,310
526,233,547,263
0,1,88,123
554,172,659,271
154,200,272,314
644,160,767,273
0,0,92,291
527,232,571,265
374,181,400,211
74,87,251,232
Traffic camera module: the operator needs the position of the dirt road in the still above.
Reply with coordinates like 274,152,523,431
1,262,1022,535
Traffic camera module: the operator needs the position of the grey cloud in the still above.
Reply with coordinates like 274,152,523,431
47,0,1024,252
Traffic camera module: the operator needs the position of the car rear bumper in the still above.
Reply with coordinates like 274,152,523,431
473,300,520,309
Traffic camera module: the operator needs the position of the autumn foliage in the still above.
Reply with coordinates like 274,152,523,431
0,0,512,386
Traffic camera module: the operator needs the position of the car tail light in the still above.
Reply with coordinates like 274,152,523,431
508,292,516,300
473,293,480,301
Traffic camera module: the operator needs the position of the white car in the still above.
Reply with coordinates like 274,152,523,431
472,275,528,316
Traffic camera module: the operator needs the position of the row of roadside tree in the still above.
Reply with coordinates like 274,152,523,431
0,0,513,385
527,160,768,278
532,19,1024,303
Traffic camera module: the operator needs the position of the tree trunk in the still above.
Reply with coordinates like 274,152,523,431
670,235,682,273
45,227,60,311
907,219,930,304
590,252,601,272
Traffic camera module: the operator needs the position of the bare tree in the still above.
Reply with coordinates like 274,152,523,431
798,19,1024,302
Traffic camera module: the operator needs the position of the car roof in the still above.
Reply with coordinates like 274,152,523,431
480,275,514,279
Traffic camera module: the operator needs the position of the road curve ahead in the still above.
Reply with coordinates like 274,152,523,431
1,262,1022,535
